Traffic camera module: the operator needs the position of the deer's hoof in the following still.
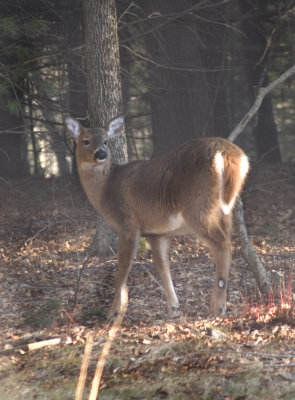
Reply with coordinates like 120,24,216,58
211,303,227,318
107,310,118,322
219,305,226,316
168,306,180,318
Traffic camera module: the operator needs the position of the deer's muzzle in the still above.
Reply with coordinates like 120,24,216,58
94,149,107,162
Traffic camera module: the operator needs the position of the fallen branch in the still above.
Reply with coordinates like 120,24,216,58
227,63,295,297
26,337,72,351
234,197,271,295
1,337,72,356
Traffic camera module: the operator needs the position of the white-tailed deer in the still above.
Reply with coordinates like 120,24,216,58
65,116,249,319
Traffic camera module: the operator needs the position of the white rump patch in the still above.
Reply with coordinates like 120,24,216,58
214,151,224,176
240,154,250,181
221,203,232,215
214,151,235,215
220,154,249,215
214,152,230,214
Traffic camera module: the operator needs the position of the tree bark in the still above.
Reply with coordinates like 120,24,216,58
199,3,231,139
0,107,28,178
239,0,281,163
67,0,88,120
82,0,128,257
142,0,213,157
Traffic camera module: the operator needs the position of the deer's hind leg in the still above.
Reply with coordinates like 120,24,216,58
207,214,232,316
188,212,232,317
149,235,180,317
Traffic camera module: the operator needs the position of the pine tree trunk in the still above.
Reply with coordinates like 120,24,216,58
82,0,128,257
65,0,88,177
142,0,213,157
0,107,28,178
239,0,281,163
67,0,88,120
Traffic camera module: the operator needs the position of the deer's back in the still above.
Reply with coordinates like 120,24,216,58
100,137,246,233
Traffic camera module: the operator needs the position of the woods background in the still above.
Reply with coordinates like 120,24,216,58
1,2,295,399
1,0,294,180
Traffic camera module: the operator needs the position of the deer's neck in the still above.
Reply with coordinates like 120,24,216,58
78,162,112,213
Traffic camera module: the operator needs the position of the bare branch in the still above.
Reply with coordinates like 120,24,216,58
234,197,271,295
228,64,295,142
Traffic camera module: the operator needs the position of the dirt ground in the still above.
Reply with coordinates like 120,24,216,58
0,164,295,399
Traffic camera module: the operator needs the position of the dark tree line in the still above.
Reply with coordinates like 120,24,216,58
0,0,295,179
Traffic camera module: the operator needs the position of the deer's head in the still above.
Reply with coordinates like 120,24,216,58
65,116,124,166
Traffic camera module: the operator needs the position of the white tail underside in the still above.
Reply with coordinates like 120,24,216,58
214,151,249,215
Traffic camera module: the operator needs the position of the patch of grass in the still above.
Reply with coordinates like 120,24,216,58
138,237,150,257
23,299,61,328
0,345,85,400
259,223,278,235
79,305,107,323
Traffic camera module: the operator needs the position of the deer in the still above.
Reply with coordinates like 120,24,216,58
65,115,249,320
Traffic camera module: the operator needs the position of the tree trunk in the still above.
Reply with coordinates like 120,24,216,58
67,0,88,121
0,107,28,178
82,0,127,257
239,0,281,163
41,95,70,176
62,0,88,177
142,0,213,157
254,77,281,162
199,7,230,139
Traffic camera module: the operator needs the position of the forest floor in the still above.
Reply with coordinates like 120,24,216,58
0,164,295,400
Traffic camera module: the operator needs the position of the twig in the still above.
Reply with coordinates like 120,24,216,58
88,288,128,400
25,225,49,245
142,264,165,294
75,333,94,400
73,256,90,308
61,308,76,325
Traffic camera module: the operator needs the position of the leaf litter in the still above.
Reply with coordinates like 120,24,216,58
0,164,294,399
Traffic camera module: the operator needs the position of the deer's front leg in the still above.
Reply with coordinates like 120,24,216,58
108,230,139,320
149,236,179,317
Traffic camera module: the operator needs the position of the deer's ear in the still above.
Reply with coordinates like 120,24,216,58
65,116,82,140
107,116,124,139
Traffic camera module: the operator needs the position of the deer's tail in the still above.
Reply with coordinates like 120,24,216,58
214,150,249,215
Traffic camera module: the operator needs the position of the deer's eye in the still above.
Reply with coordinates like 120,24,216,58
83,139,90,146
103,140,108,146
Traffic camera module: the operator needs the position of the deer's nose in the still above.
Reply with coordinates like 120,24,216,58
94,148,107,161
